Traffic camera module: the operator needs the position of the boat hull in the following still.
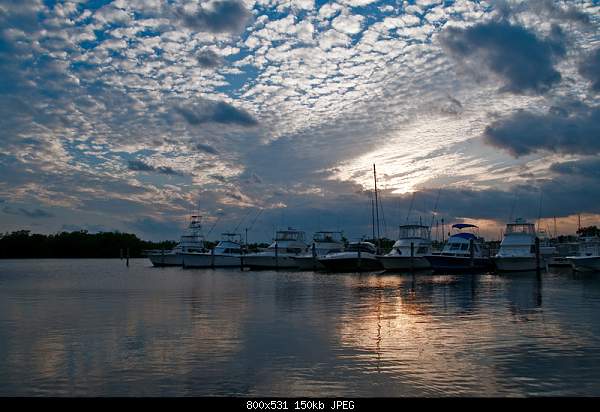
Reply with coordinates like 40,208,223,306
293,256,325,271
568,256,600,272
318,257,383,273
378,256,430,271
182,253,241,268
425,255,493,273
243,254,300,270
148,253,182,267
494,256,541,272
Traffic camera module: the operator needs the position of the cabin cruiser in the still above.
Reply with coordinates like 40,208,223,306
493,219,542,272
377,224,432,271
567,236,600,272
182,233,243,268
243,228,308,270
293,231,345,270
147,215,207,267
424,223,493,272
318,241,383,272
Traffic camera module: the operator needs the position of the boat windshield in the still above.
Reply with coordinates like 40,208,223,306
399,225,430,239
506,223,536,235
346,243,376,253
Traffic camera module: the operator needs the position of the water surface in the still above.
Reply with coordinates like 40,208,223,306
1,259,599,396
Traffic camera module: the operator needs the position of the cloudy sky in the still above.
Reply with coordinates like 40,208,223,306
1,0,599,242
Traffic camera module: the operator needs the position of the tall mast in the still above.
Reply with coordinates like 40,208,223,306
373,164,381,251
371,191,375,241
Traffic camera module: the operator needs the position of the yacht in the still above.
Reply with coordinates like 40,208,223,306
377,224,432,271
147,215,207,267
293,231,345,270
493,219,542,272
318,241,383,272
567,236,600,272
182,233,243,268
243,228,308,270
424,223,493,272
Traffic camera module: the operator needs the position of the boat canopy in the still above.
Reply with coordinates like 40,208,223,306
452,223,479,229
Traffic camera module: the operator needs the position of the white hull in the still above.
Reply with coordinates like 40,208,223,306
148,253,182,267
182,253,241,268
243,254,300,269
568,256,600,272
378,256,430,270
494,256,541,272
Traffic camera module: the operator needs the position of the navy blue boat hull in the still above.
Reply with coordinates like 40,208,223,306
425,255,493,273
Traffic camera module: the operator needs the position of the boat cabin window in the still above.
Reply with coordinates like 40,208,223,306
449,243,461,251
460,244,469,251
399,225,430,239
506,223,536,235
417,246,428,254
276,231,304,241
285,248,303,254
314,232,342,243
530,245,536,253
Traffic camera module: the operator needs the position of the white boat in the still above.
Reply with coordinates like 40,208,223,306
424,223,493,272
147,215,207,267
377,224,432,271
493,219,541,272
567,236,600,272
243,228,308,270
182,233,243,268
318,241,383,272
293,231,345,271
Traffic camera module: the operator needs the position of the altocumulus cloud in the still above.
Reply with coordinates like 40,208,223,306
176,101,258,127
483,103,600,157
3,206,54,219
441,20,566,94
175,0,251,34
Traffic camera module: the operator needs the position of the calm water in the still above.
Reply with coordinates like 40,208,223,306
1,259,599,397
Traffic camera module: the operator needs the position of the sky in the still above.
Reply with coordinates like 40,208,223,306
0,0,599,242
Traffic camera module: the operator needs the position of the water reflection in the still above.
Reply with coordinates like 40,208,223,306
1,260,600,396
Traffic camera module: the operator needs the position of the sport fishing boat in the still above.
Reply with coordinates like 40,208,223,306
567,236,600,272
377,224,432,271
493,218,541,272
424,223,493,273
318,241,383,272
147,215,207,267
243,228,308,270
182,233,243,268
293,231,345,270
